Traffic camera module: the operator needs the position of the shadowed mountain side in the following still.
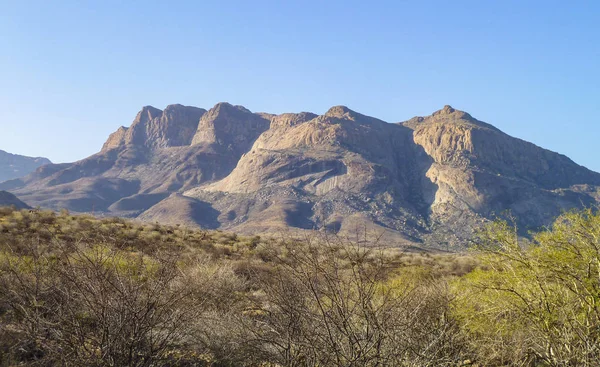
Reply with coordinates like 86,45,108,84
0,191,30,209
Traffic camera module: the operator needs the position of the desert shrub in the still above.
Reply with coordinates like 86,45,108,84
0,207,15,217
12,207,600,365
454,209,600,366
0,241,205,366
184,262,261,366
245,235,465,367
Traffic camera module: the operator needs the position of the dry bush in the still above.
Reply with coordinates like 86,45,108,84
2,207,552,366
243,234,465,367
0,241,206,366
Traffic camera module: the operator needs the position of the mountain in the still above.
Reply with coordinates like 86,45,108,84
0,191,30,209
3,103,599,248
0,150,51,183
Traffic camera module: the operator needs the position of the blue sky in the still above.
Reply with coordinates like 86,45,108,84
1,0,599,171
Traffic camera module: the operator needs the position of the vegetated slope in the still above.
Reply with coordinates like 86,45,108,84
0,206,479,366
0,149,51,183
2,206,600,366
4,103,600,249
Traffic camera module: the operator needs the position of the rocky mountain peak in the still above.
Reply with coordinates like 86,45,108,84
325,105,353,116
401,105,488,132
102,104,206,151
431,105,474,121
269,112,318,129
323,106,372,123
136,106,163,124
162,104,206,117
437,105,455,114
101,126,129,152
191,102,270,155
211,102,252,115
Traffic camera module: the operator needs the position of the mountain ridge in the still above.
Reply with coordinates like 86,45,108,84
0,150,52,183
4,103,599,249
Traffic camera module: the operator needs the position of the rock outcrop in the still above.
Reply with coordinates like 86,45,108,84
402,105,600,235
102,104,207,151
191,102,270,156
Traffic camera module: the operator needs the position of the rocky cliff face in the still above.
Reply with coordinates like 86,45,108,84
5,103,599,249
402,105,600,236
102,104,207,151
0,150,51,183
191,102,270,156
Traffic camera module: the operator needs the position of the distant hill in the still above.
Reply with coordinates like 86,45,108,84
0,190,30,209
0,149,51,183
4,103,600,249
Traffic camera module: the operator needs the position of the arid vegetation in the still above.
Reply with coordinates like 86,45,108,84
0,206,599,366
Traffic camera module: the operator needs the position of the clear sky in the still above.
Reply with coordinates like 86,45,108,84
1,1,598,171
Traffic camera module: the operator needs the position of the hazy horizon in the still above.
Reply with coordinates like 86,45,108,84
1,1,598,171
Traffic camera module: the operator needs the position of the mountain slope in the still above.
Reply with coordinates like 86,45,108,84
0,150,51,183
401,105,600,244
5,103,599,248
0,191,30,209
